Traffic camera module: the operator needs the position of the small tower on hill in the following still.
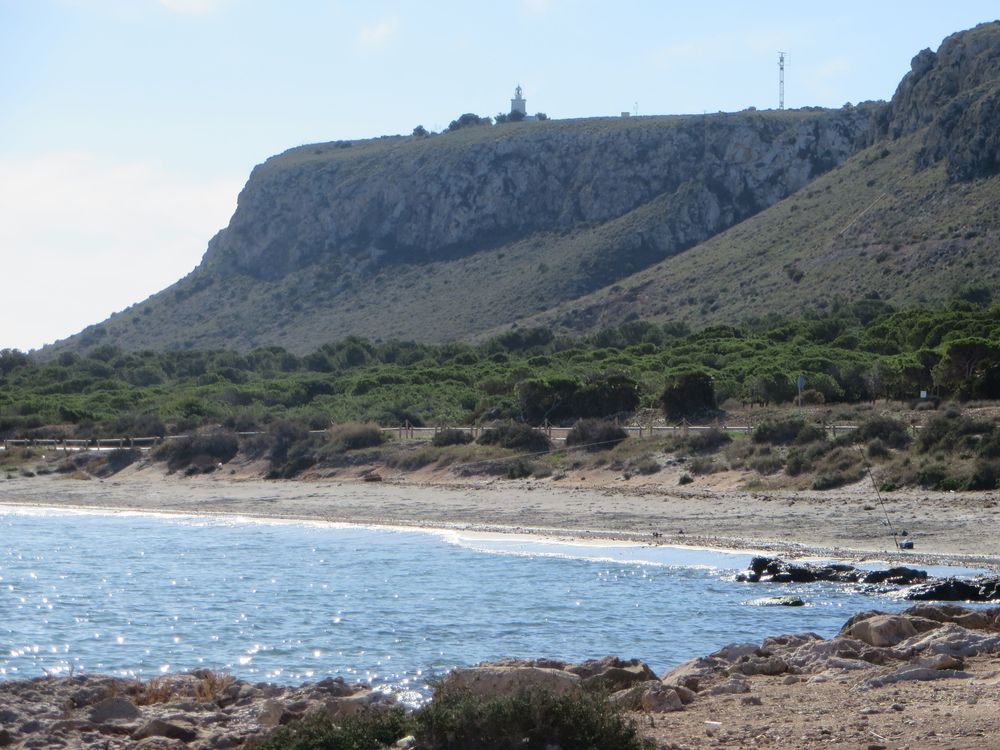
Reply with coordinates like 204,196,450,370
511,85,527,116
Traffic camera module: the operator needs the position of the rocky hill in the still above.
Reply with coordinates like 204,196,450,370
51,22,1000,355
521,21,1000,335
55,107,875,354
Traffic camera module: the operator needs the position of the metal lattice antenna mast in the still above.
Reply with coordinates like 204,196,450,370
778,51,786,110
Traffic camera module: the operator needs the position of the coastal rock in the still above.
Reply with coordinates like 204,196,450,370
906,576,1000,602
659,656,726,692
324,689,398,717
841,614,920,647
132,718,199,743
87,696,141,723
565,655,657,691
902,603,997,629
896,623,1000,658
640,685,684,713
858,667,974,691
608,681,665,710
747,595,805,607
737,557,928,586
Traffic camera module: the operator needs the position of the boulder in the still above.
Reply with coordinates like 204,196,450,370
608,681,665,710
896,623,1000,658
858,667,973,691
906,577,1000,602
86,696,141,723
902,603,994,629
747,595,806,606
842,614,919,647
438,666,580,698
325,690,397,717
565,656,657,690
659,657,725,692
737,655,789,677
640,685,684,713
132,719,198,743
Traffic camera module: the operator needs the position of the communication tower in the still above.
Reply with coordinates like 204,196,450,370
778,51,786,110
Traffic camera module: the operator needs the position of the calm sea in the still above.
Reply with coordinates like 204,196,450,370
0,505,970,701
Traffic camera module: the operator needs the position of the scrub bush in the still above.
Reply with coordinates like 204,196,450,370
432,428,474,447
565,419,627,451
477,422,551,453
154,429,239,472
415,687,653,750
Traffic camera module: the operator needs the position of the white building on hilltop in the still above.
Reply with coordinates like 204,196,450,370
511,85,527,116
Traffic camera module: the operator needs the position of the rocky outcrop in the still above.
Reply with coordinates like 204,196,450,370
206,110,875,283
660,604,1000,697
906,575,1000,602
735,556,928,586
0,670,395,750
874,20,1000,180
4,606,999,746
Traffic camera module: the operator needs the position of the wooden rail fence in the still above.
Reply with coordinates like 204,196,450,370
2,422,869,453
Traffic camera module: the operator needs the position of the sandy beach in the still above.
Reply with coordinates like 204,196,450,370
2,467,999,570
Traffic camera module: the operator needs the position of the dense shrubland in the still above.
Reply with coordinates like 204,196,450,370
1,301,998,442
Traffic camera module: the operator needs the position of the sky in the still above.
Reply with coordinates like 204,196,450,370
2,0,998,352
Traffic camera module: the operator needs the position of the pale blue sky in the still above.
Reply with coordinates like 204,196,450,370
2,0,998,351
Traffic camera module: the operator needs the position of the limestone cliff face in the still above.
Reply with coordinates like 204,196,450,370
875,21,1000,180
203,109,877,284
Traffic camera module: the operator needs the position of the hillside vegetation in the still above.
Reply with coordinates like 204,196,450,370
5,301,999,437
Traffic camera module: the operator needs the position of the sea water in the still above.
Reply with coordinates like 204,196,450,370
0,505,978,700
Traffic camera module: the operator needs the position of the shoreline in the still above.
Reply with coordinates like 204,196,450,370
2,470,999,570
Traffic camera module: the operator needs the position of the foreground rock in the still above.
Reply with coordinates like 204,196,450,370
3,606,999,748
0,670,394,750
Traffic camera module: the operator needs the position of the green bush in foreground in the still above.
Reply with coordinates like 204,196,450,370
255,688,651,750
252,707,410,750
415,687,652,750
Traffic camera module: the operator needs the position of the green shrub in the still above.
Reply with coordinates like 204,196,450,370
752,418,825,446
103,448,142,475
659,372,716,421
812,471,856,490
749,453,784,474
785,448,810,476
477,422,551,453
254,707,410,750
154,430,239,472
329,423,385,452
678,473,693,485
415,687,653,750
681,427,732,453
506,459,535,479
689,456,720,475
968,459,1000,490
917,463,949,489
866,438,891,460
565,419,627,452
432,429,474,447
853,416,911,449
